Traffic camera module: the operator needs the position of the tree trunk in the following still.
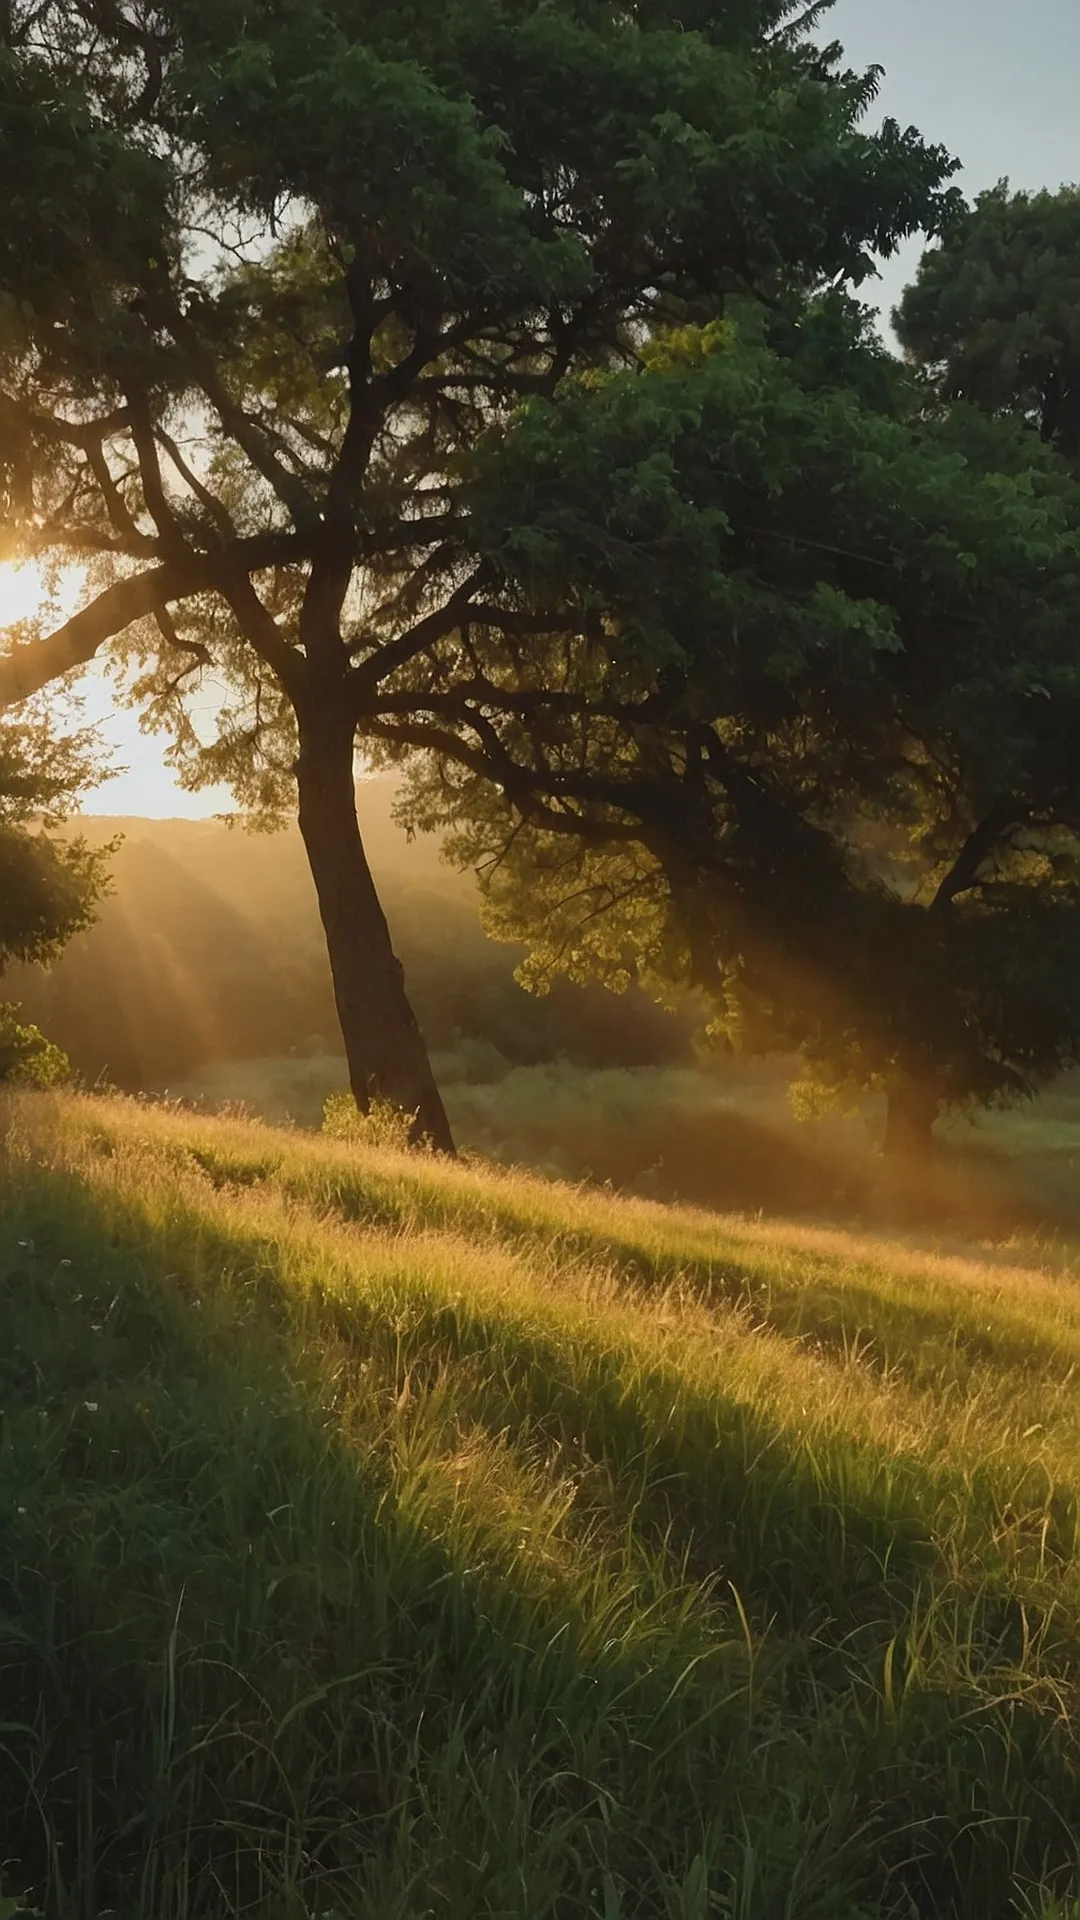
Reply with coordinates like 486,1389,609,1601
882,1077,940,1159
295,707,455,1153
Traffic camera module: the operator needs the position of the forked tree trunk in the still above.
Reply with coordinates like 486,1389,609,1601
295,707,455,1153
882,1077,940,1159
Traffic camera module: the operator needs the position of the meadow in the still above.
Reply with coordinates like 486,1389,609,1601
171,1046,1080,1238
3,1091,1080,1918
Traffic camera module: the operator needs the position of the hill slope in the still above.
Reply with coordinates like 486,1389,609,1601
4,786,692,1091
2,1093,1080,1919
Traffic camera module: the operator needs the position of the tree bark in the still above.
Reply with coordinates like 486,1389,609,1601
882,1077,940,1159
294,705,455,1153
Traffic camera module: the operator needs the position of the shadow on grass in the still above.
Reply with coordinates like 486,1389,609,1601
1,1154,1078,1920
107,1118,1080,1404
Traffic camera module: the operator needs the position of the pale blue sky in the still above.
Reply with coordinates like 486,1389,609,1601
829,0,1080,322
79,0,1080,816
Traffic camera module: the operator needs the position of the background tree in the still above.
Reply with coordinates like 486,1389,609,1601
0,0,957,1147
390,309,1080,1153
0,711,110,1083
896,183,1080,463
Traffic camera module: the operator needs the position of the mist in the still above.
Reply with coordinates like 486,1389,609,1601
7,780,1075,1242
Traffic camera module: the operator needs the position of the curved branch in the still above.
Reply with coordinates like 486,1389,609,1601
155,427,237,540
350,566,494,699
219,568,306,702
128,394,187,558
361,715,644,845
164,305,322,536
0,532,302,708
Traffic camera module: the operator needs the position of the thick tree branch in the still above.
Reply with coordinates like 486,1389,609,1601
21,518,158,560
298,260,395,658
364,716,643,846
219,569,306,703
153,602,211,669
349,565,495,699
0,563,195,706
370,673,664,730
128,394,187,559
83,438,153,552
350,539,462,647
0,532,301,708
155,427,237,540
360,508,465,560
169,309,322,536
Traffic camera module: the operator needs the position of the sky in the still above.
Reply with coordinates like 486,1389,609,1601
828,0,1080,323
16,0,1080,817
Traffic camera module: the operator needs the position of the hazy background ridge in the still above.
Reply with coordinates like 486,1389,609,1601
12,783,1080,1234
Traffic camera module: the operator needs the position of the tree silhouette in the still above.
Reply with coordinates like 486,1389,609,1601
0,0,955,1145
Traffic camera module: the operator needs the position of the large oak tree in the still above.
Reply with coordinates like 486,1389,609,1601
400,307,1080,1153
0,0,956,1146
896,183,1080,464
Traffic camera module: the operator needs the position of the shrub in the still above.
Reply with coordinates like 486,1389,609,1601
0,1003,70,1088
321,1090,417,1152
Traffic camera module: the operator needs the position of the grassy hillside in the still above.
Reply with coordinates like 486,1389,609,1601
4,1094,1080,1918
159,1047,1080,1238
11,787,1080,1230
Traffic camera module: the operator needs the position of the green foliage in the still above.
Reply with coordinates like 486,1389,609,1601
0,712,108,986
412,306,1080,1122
7,1089,1080,1915
0,1003,69,1087
0,40,168,356
0,826,105,972
0,0,959,644
0,715,109,1092
896,184,1080,461
0,0,961,1129
322,1088,416,1152
0,721,108,962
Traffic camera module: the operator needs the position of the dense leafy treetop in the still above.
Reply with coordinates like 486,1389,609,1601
396,311,1080,1113
442,312,1080,838
11,0,1063,1129
896,184,1080,463
0,0,958,716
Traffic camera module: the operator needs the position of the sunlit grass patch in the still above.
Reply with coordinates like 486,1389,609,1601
3,1090,1080,1916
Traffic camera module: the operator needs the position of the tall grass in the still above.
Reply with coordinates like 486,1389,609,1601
2,1092,1080,1917
168,1049,1080,1237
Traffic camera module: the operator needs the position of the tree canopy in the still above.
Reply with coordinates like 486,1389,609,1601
896,183,1080,463
0,710,109,1083
403,307,1080,1146
15,3,1078,1152
0,0,959,1147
